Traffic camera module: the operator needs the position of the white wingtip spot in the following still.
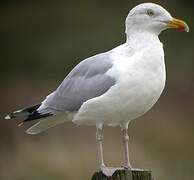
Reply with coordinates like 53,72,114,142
5,114,11,120
25,129,39,135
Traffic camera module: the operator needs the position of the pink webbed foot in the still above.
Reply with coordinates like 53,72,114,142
101,165,122,177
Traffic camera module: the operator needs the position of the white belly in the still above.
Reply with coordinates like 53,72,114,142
73,46,166,126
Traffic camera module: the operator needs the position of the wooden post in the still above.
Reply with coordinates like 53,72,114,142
91,169,152,180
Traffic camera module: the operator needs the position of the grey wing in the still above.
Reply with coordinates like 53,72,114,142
39,52,116,113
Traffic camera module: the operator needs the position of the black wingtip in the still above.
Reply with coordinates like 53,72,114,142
4,111,19,120
5,103,42,120
24,104,41,114
24,111,52,122
5,103,53,123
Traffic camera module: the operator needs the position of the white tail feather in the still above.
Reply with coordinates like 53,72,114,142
26,113,70,135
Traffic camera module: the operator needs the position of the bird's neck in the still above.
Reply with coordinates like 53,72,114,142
126,31,161,50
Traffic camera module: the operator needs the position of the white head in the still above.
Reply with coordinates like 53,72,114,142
126,3,189,36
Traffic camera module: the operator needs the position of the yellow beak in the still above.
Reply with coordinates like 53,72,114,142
167,18,189,32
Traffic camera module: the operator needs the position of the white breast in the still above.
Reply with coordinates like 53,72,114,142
73,42,166,126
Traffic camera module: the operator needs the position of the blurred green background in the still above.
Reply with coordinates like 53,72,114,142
1,0,194,179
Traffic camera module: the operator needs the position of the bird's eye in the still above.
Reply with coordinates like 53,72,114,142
147,9,155,16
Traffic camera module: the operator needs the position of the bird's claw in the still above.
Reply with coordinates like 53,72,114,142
121,164,132,170
101,166,122,177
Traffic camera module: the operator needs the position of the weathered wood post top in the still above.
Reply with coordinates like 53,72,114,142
92,169,152,180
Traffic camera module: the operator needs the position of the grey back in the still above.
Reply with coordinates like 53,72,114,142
42,52,116,112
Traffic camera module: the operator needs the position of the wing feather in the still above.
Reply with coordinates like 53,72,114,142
38,52,116,113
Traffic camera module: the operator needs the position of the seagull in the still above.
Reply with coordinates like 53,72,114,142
5,3,189,176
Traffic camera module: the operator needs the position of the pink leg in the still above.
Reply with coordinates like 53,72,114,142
122,128,132,169
96,126,119,177
96,127,105,169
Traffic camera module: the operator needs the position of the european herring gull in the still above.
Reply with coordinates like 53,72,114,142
5,2,189,176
